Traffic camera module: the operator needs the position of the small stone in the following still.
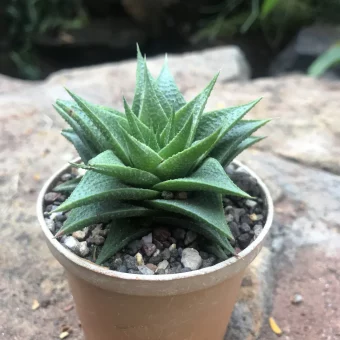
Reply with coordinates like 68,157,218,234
184,230,197,246
169,257,177,263
63,236,80,255
237,233,252,249
161,248,171,260
168,236,176,244
229,222,241,238
177,248,183,256
117,265,128,273
153,249,160,257
138,265,155,275
181,248,202,270
124,255,138,270
142,233,152,245
128,269,140,274
240,214,253,225
135,252,144,266
156,260,169,272
180,267,192,273
156,269,166,275
50,211,64,221
172,228,186,240
201,256,217,268
225,214,234,222
148,255,162,265
61,173,72,181
126,240,142,255
163,241,171,248
291,294,304,305
87,235,105,246
253,224,263,238
232,208,246,223
92,225,107,237
239,223,251,234
249,213,263,222
169,243,176,251
153,239,164,250
111,258,123,270
45,219,55,233
177,191,188,200
79,241,90,257
245,199,258,210
170,261,181,268
72,227,89,241
168,265,183,274
44,192,60,203
153,227,171,242
142,243,156,256
145,263,157,272
199,251,209,260
170,247,178,258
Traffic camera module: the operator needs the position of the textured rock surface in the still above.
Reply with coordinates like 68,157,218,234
0,46,340,339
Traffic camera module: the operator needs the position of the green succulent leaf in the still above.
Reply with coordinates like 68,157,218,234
149,191,233,240
158,114,193,158
85,150,161,187
211,119,270,163
138,62,168,132
222,136,266,166
195,98,262,142
157,55,186,112
132,45,146,116
61,129,96,164
156,128,221,180
96,219,152,264
54,171,160,212
173,73,219,138
153,157,250,198
57,100,105,152
122,129,163,173
56,201,154,236
65,90,131,165
53,176,81,193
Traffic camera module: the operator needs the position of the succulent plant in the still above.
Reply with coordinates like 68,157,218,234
53,46,269,264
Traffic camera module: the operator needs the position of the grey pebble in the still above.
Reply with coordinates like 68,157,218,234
124,255,138,270
245,199,257,210
239,223,251,234
126,240,142,255
229,222,241,238
225,214,234,222
232,208,246,223
292,294,303,305
87,235,105,246
180,267,192,273
143,243,156,256
138,265,155,275
79,241,90,257
172,228,186,240
63,236,80,255
156,269,166,275
45,219,55,233
253,224,263,238
148,255,162,265
142,233,152,245
184,230,197,245
117,265,128,273
238,233,252,249
44,192,60,203
111,258,123,270
61,173,72,181
156,260,169,272
199,251,209,260
128,269,140,274
201,256,217,268
161,248,171,260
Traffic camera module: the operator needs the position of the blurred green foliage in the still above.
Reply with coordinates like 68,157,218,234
195,0,340,48
6,0,88,79
308,43,340,76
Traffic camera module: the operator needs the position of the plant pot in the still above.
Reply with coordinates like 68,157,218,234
37,159,273,340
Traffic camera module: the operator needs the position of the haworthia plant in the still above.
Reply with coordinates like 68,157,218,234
53,46,268,264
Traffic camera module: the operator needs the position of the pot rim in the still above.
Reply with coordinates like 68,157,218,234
37,159,274,283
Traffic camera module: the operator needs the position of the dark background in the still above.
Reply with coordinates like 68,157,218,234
1,0,340,80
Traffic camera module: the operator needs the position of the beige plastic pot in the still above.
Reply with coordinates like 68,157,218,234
37,160,273,340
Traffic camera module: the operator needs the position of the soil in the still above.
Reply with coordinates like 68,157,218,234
42,163,267,275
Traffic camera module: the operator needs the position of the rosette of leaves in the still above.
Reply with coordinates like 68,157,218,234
53,46,269,264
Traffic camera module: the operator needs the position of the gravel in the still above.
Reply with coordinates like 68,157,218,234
45,165,267,275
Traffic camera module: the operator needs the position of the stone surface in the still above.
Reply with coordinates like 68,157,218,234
181,248,202,270
1,46,340,339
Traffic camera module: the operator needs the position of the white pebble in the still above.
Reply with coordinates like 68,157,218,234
169,243,176,251
138,265,155,275
63,236,81,255
156,260,169,272
79,241,90,257
181,248,202,270
153,249,160,257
